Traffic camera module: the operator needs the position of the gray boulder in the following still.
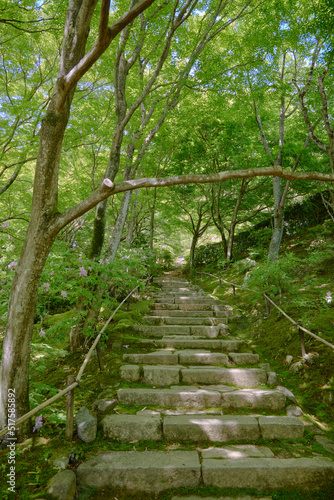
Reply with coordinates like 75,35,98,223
47,469,76,500
75,407,97,443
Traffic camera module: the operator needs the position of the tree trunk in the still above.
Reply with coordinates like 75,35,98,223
106,190,133,260
0,0,156,433
126,190,139,246
268,176,284,261
226,179,247,263
189,233,199,268
149,187,157,252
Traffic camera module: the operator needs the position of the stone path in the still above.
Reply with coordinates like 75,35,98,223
76,275,334,498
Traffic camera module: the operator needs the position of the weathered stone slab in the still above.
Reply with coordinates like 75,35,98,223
155,297,175,303
221,389,286,411
178,304,221,311
133,325,190,336
202,457,334,490
143,365,181,386
163,415,260,442
102,414,162,441
152,303,181,310
182,368,267,387
199,385,236,392
117,387,221,407
220,340,243,352
120,364,140,382
201,445,275,459
164,317,221,326
47,469,76,500
151,310,213,318
157,292,202,298
123,351,179,365
175,298,219,305
191,326,220,338
179,351,230,366
156,338,223,349
229,353,260,365
75,407,97,443
259,416,304,439
77,451,201,491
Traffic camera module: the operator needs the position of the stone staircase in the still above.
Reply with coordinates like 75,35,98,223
76,275,334,498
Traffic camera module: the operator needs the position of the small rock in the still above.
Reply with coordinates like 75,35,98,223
314,435,334,453
259,362,271,371
92,398,117,415
75,407,97,443
286,405,304,417
285,355,293,366
53,456,69,470
267,371,278,386
303,351,319,364
48,469,76,500
289,361,303,373
277,386,297,404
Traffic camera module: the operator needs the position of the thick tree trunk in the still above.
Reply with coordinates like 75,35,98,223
0,0,156,433
0,228,55,432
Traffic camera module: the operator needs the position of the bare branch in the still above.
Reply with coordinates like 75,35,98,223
53,166,334,234
63,0,157,97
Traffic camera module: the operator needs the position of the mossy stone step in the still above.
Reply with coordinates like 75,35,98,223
123,350,258,366
76,450,334,492
145,316,226,326
117,387,286,410
117,387,222,407
150,310,229,318
155,337,243,351
77,451,201,492
181,367,268,387
202,456,334,491
101,414,304,442
120,365,270,387
152,303,228,312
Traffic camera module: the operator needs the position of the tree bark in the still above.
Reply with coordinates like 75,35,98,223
0,0,157,434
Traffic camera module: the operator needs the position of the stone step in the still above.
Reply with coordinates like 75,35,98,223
123,350,259,367
133,325,223,338
77,451,201,492
101,414,304,442
133,325,191,336
158,286,201,292
150,310,229,318
181,367,268,387
145,316,227,326
76,450,334,492
120,365,270,387
202,456,334,491
156,292,204,297
163,415,304,442
155,337,243,351
117,387,222,407
221,389,286,411
152,303,228,312
117,386,285,410
174,298,223,304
